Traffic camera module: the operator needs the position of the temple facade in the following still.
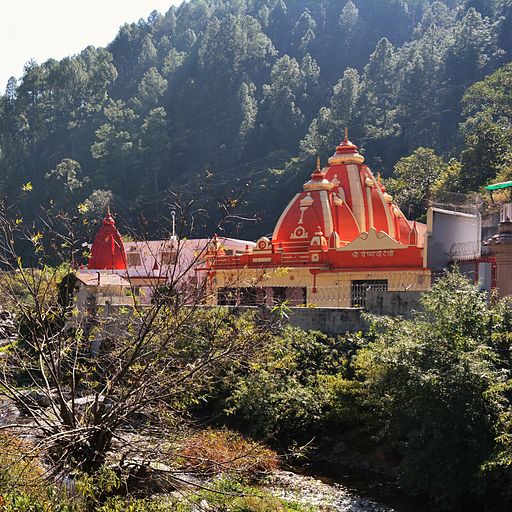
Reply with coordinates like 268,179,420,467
206,132,431,307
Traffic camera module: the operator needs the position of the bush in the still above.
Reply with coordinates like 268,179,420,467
178,429,279,478
224,327,355,444
354,270,506,509
219,270,512,510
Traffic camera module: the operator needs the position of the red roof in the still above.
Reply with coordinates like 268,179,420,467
88,210,127,270
271,132,422,253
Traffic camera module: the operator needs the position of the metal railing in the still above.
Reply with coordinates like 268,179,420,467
217,272,428,308
350,280,388,308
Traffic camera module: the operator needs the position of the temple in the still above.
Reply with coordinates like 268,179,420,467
206,132,431,307
82,131,511,312
78,211,252,307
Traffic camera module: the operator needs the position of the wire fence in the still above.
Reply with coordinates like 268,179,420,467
429,191,484,215
448,240,482,261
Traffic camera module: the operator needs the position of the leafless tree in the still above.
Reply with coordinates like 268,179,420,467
0,196,275,498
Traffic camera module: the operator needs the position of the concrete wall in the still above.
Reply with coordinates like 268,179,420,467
365,290,423,319
426,207,480,270
286,307,366,334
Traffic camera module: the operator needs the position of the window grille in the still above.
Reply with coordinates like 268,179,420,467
218,288,237,306
351,280,388,308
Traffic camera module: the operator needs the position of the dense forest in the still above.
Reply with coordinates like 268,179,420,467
0,0,511,240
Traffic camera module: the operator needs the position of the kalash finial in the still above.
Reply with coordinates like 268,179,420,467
103,204,115,226
328,126,364,165
304,155,333,191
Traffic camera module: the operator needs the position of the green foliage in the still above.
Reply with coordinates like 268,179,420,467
225,327,364,443
4,268,512,509
0,433,76,511
386,147,448,219
0,0,508,242
355,271,499,508
458,62,512,190
215,269,512,510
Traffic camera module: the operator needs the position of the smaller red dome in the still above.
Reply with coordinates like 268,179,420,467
304,157,333,191
88,209,127,270
328,128,365,166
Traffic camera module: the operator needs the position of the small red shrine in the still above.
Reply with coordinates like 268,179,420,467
208,131,431,307
88,208,127,270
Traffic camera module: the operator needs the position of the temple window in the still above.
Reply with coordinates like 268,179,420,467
218,288,237,306
272,287,287,304
126,251,142,267
239,288,258,306
350,280,388,308
160,251,177,265
272,287,306,306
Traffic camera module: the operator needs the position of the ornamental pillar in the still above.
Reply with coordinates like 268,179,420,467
488,208,512,298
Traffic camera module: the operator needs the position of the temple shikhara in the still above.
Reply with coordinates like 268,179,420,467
206,131,431,307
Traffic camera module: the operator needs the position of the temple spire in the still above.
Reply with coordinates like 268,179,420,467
316,155,321,170
88,208,127,270
329,126,364,165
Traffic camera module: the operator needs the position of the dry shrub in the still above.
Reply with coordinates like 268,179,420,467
179,429,279,478
0,432,47,499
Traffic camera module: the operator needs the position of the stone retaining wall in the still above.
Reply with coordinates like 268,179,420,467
225,290,423,334
286,307,366,334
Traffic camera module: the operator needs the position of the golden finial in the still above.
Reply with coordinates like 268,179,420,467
344,127,349,143
107,204,111,216
377,172,382,186
316,155,321,170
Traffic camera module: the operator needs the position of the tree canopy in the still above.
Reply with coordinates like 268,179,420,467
0,0,510,240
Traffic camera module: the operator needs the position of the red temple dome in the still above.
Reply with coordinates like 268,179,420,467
272,130,422,252
88,209,127,270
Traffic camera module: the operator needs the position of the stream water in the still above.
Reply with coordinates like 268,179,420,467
267,464,431,512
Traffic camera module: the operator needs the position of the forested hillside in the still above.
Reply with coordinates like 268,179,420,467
0,0,511,240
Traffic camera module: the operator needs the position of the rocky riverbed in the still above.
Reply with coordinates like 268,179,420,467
0,395,418,512
266,470,394,511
